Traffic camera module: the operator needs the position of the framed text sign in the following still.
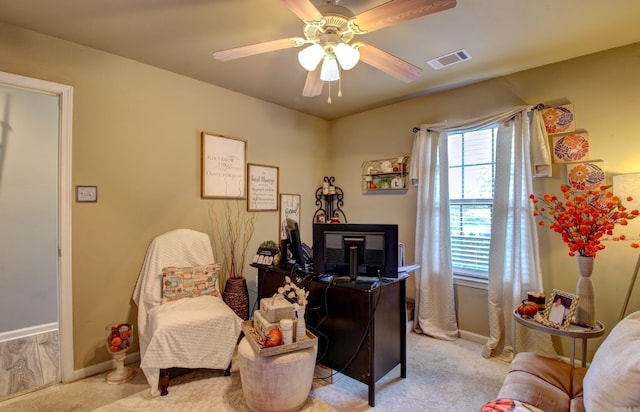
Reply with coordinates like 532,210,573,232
247,163,279,211
279,193,301,240
201,133,246,199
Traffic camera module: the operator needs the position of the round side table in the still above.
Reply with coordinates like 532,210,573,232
238,337,317,412
513,310,605,367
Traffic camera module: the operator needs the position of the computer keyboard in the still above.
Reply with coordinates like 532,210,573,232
332,277,380,290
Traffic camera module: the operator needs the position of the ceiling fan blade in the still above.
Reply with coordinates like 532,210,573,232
350,0,456,33
356,43,423,83
280,0,323,22
213,37,303,61
302,69,323,97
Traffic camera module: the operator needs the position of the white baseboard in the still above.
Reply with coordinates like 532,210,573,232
458,329,489,345
0,323,58,343
408,323,489,345
70,351,140,382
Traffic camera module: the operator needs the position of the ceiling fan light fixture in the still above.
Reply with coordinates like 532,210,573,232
298,43,324,71
320,56,340,81
334,42,360,70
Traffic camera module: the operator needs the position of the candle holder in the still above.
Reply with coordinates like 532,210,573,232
105,322,135,384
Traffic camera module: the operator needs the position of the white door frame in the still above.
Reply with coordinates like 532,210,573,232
0,71,74,382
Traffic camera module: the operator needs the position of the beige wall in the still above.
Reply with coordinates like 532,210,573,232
328,42,640,358
1,24,329,369
3,20,640,370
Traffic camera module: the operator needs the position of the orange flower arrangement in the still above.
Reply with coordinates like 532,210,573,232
530,185,639,257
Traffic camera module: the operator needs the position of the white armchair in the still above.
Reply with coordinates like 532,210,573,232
132,229,242,396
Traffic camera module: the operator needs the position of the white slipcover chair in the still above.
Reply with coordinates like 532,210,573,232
132,228,242,396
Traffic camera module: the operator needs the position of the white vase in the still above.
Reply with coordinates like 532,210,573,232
295,305,306,341
575,255,595,327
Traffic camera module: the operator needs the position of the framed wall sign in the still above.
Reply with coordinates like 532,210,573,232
201,132,246,199
247,163,279,211
280,193,301,240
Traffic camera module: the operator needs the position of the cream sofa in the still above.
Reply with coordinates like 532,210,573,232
482,311,640,412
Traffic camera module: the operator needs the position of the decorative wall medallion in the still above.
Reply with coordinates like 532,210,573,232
566,161,605,191
542,104,575,135
552,132,589,163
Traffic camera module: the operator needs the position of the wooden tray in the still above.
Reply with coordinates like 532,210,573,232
241,321,317,357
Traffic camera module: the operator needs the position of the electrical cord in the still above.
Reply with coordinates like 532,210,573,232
305,278,332,365
252,266,287,315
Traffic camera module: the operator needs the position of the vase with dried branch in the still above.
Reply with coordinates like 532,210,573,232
209,200,256,320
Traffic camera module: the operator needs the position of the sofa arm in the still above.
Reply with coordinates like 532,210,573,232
496,352,585,412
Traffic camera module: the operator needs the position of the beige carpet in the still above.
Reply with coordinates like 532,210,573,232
93,369,335,412
91,332,509,412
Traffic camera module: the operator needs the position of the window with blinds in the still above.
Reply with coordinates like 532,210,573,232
448,127,497,280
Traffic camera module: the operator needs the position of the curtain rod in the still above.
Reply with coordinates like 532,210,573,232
411,103,546,133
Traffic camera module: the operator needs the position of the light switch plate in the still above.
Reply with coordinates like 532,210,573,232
76,185,97,202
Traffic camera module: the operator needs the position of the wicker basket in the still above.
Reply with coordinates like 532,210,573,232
222,277,249,320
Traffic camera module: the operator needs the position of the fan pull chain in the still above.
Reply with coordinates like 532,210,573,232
338,76,342,98
327,80,332,104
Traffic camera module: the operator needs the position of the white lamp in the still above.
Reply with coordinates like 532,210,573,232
613,172,640,211
297,44,324,71
334,43,360,70
298,41,358,102
613,172,640,321
320,55,340,81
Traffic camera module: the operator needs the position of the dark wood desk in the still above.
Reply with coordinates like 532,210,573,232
253,264,407,407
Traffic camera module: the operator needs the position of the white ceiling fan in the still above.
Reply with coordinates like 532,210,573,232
213,0,457,102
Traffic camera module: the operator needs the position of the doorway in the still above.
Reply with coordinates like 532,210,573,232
0,72,73,398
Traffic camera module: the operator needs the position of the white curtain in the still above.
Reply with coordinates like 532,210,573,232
482,110,556,360
410,106,556,355
409,129,458,340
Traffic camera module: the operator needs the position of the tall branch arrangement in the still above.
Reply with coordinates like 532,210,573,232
209,200,256,279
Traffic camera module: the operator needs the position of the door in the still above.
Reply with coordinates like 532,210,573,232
0,72,73,398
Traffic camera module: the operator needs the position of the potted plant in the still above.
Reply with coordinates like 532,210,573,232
256,240,280,266
209,200,256,320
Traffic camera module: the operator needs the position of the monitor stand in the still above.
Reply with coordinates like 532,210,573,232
349,245,358,282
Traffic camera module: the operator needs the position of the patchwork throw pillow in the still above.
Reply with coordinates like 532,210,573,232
480,398,544,412
582,310,640,411
161,264,219,304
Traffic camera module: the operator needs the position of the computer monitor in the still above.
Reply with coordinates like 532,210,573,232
284,218,309,271
312,223,399,278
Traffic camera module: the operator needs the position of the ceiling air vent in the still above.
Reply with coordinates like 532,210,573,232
427,49,471,70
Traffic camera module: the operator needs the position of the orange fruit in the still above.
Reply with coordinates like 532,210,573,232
263,328,283,347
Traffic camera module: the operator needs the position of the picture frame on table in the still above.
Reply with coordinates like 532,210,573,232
201,133,246,199
279,193,301,241
542,289,579,330
247,163,279,212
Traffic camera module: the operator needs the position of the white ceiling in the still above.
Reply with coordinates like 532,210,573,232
2,0,639,120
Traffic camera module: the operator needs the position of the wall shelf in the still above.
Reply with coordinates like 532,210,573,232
362,156,409,194
313,176,347,223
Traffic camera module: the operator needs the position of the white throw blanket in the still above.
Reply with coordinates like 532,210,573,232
132,229,242,396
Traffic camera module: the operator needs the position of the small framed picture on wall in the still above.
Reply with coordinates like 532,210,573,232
247,163,279,211
279,193,301,240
